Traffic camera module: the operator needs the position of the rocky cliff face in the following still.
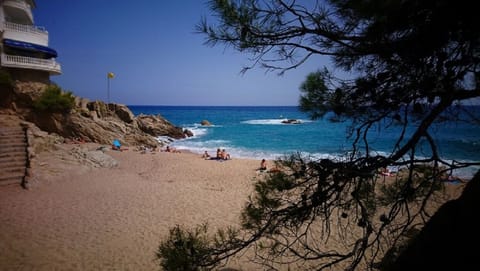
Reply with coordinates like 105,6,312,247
2,81,191,148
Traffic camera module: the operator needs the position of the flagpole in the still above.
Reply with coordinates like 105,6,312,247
107,76,110,104
107,72,114,104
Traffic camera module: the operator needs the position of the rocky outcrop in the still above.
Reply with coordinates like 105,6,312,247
69,146,118,168
136,114,185,139
26,102,190,148
111,104,135,123
3,81,192,149
12,81,46,108
0,81,46,112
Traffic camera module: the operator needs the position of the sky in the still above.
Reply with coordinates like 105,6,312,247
33,0,331,106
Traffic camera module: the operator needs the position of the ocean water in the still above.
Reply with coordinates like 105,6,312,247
129,106,480,178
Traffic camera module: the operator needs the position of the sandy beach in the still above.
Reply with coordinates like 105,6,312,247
0,144,263,271
0,143,466,271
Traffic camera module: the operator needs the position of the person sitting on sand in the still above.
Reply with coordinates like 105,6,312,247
216,148,222,159
202,151,210,159
259,159,267,171
221,149,231,160
444,175,466,183
258,159,283,173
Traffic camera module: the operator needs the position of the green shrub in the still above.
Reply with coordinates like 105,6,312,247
34,85,75,113
156,224,213,271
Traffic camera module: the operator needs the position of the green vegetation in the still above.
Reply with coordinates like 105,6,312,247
157,0,480,270
34,84,75,113
157,224,212,271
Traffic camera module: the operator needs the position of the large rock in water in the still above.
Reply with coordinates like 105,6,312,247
200,119,212,126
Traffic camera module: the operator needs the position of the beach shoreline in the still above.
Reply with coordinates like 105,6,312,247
0,143,466,270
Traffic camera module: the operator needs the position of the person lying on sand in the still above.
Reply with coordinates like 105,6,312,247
443,175,467,183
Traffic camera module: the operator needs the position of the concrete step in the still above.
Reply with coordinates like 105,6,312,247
0,141,27,148
0,140,25,146
0,146,27,158
0,167,25,185
0,136,27,142
0,132,24,138
0,159,27,168
0,151,27,159
1,165,25,173
0,128,23,133
0,177,24,186
0,153,27,164
0,138,27,147
0,130,24,137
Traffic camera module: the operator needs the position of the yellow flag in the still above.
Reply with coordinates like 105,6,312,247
107,72,115,79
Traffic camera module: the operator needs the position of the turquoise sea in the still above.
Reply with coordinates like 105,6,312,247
129,106,480,178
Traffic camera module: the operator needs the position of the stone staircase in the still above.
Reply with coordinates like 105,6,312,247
0,126,28,186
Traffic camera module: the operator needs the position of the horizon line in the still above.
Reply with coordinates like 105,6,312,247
126,104,301,107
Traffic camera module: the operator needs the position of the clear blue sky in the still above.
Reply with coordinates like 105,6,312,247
34,0,330,106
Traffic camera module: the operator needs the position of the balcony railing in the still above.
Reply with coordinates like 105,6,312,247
3,21,47,35
1,53,61,75
2,21,49,46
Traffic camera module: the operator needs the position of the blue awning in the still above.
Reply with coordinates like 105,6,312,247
3,38,58,58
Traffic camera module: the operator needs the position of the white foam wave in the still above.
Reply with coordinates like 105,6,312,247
242,118,311,125
156,136,175,144
168,142,347,162
165,132,478,179
187,127,208,138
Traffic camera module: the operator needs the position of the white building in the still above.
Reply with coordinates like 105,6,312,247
0,0,61,82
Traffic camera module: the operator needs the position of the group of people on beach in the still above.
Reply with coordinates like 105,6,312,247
202,148,231,160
